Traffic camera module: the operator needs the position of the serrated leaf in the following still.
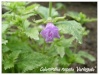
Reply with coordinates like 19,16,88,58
25,27,39,40
3,2,26,11
10,50,21,60
56,46,65,58
6,36,49,72
6,36,32,53
57,20,83,44
67,11,97,24
3,60,14,70
78,51,96,61
3,50,21,70
17,51,49,72
36,6,59,19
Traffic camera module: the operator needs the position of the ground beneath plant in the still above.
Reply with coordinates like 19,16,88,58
38,2,97,73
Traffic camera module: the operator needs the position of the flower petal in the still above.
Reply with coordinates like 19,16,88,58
40,29,47,38
45,22,54,29
54,30,60,38
40,22,60,43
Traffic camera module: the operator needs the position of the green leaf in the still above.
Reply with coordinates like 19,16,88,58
17,51,49,72
2,24,9,34
67,11,97,24
24,13,36,18
2,45,10,53
24,4,39,14
55,36,74,48
23,20,30,29
65,48,77,63
51,8,59,18
82,27,89,36
78,51,96,61
51,57,59,67
3,50,21,70
6,36,49,72
56,46,65,58
3,2,26,13
37,6,48,19
36,6,59,19
55,3,66,10
6,36,32,53
2,39,8,45
65,48,73,57
25,27,39,40
59,57,70,67
57,20,83,44
75,55,85,64
67,11,81,21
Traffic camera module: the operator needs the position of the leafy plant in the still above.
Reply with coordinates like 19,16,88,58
67,11,97,24
2,2,96,73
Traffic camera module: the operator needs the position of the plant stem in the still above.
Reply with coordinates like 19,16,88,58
74,40,78,53
42,41,46,53
49,2,52,17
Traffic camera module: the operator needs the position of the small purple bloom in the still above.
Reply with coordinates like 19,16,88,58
40,22,60,43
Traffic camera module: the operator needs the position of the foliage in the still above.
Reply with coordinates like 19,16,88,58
2,2,96,73
67,11,97,24
57,20,83,44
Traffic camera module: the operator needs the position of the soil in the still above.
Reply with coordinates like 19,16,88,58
37,2,97,73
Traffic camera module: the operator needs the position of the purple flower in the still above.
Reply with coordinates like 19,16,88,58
40,22,60,43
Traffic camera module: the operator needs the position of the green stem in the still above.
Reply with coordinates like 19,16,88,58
42,41,46,53
74,40,78,53
49,2,52,17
